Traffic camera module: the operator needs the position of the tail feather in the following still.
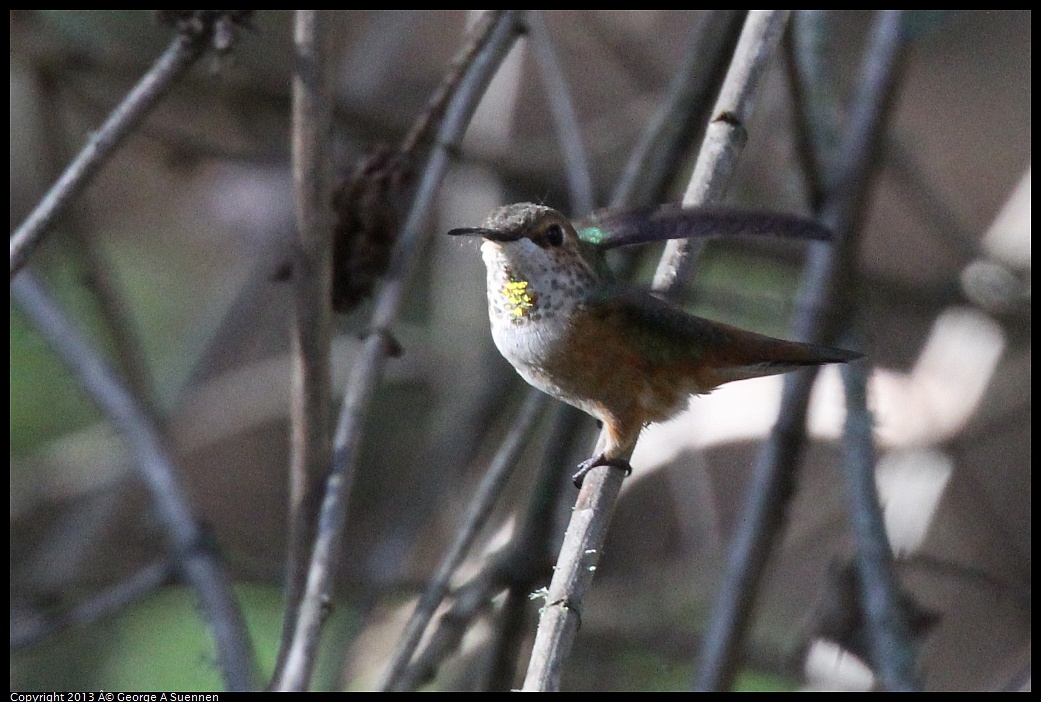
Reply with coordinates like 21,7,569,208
711,338,862,385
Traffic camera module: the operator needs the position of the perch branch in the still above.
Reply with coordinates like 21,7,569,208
521,11,793,691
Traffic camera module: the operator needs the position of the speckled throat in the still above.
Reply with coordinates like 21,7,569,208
479,237,598,371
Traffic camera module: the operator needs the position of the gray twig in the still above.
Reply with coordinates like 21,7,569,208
274,10,336,685
271,12,524,691
693,10,910,691
884,135,979,258
12,271,256,691
521,451,625,692
10,26,211,279
31,67,158,407
526,10,595,215
398,553,518,690
840,361,921,690
653,10,792,294
521,11,792,691
783,9,842,211
378,392,549,690
11,560,175,649
612,10,748,208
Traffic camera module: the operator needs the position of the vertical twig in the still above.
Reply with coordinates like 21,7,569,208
693,10,910,691
783,9,841,211
274,9,336,684
653,10,792,294
521,11,792,691
840,362,921,690
272,12,524,691
378,392,549,690
31,68,158,407
526,10,595,215
520,449,625,692
10,26,212,279
612,10,748,208
12,271,256,691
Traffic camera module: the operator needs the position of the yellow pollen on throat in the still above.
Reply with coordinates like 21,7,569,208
502,278,538,318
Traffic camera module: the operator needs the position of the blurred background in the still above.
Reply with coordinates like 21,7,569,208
10,10,1030,691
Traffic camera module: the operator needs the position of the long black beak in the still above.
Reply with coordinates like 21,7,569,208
446,227,522,242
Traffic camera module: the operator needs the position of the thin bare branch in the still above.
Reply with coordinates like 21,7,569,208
521,450,625,691
11,24,212,279
783,10,842,211
379,392,549,690
398,554,515,690
693,10,910,691
526,11,595,215
484,585,534,690
12,271,256,691
398,11,511,159
839,361,921,690
393,401,585,690
31,67,159,407
612,10,748,208
272,12,524,691
11,560,175,650
332,11,511,312
521,11,792,691
275,9,336,685
884,134,980,258
653,10,792,294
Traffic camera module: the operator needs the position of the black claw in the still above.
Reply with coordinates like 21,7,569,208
572,454,633,488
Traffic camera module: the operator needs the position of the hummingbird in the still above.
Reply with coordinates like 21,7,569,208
449,202,861,486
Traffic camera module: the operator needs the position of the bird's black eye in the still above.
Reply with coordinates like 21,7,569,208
543,224,564,247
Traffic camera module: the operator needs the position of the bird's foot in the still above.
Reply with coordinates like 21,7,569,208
572,454,632,488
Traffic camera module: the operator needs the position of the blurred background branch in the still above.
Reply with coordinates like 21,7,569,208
10,12,249,278
12,270,256,690
273,11,525,691
275,9,335,687
693,10,912,691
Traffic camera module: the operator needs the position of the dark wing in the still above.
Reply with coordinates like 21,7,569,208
588,286,860,386
575,204,832,249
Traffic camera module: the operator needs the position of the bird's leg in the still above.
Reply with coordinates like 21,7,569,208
572,453,632,488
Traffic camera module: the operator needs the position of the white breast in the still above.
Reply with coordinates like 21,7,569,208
480,239,580,371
